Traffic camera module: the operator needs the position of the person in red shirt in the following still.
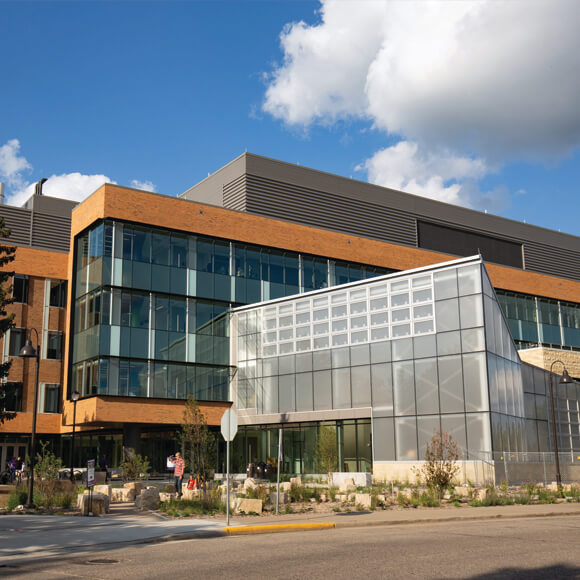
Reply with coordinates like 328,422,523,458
170,452,185,498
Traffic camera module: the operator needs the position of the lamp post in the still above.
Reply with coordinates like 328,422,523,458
548,360,573,496
19,328,40,509
70,391,80,482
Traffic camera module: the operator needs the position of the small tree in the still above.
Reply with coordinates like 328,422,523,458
34,441,63,497
120,448,151,482
418,430,460,498
0,217,16,425
179,396,216,483
315,425,338,481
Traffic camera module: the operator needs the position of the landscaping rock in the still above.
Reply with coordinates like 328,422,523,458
290,477,302,488
77,492,109,515
236,498,263,514
182,489,201,500
339,478,356,493
159,492,176,502
454,486,471,497
354,493,372,509
244,478,259,490
111,487,135,503
124,481,146,495
94,484,111,497
332,472,372,488
269,491,288,505
280,482,292,492
473,488,489,501
135,487,160,511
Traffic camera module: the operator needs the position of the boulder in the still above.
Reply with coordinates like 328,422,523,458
236,498,263,514
353,493,372,509
280,482,292,492
454,486,470,498
269,491,288,505
77,492,109,515
111,487,135,503
290,476,302,487
94,484,111,497
244,478,259,490
124,481,146,495
339,478,356,493
135,487,160,511
473,488,489,501
159,492,177,502
182,489,201,501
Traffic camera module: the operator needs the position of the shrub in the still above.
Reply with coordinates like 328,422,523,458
419,492,440,508
120,449,150,482
7,489,28,510
416,430,460,498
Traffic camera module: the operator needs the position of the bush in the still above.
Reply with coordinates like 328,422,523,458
7,489,28,510
120,449,151,482
469,493,514,507
159,490,226,517
419,492,440,508
416,430,460,498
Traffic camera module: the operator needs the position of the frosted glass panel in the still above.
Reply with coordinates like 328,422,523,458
434,268,458,300
393,361,415,415
332,367,351,408
435,299,460,331
396,417,418,460
438,355,464,413
463,352,488,412
415,358,439,415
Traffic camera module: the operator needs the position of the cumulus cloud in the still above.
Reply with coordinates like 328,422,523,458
130,179,156,192
8,172,115,207
264,0,580,207
0,139,32,190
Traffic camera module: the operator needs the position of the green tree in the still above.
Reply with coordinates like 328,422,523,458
120,448,151,481
0,217,16,425
315,425,338,479
418,430,460,498
178,396,216,482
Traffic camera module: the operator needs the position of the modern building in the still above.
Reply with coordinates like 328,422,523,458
0,153,578,482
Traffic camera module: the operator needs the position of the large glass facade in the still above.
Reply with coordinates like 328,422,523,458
234,257,580,463
71,220,392,401
497,290,580,351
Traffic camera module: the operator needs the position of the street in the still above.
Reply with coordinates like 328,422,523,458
3,515,579,579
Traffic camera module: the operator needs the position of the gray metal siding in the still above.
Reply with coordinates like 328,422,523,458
0,206,32,246
31,213,71,252
523,242,580,281
242,174,417,246
223,175,247,212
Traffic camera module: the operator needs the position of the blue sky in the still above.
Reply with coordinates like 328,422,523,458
1,1,579,237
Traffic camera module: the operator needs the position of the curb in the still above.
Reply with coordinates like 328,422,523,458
224,522,335,535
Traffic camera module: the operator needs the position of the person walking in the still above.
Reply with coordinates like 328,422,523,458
8,457,17,484
169,452,185,498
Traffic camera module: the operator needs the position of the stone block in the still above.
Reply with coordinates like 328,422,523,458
182,489,201,501
331,472,372,488
111,487,135,503
124,481,146,495
159,492,177,502
135,487,160,511
77,492,109,515
94,484,111,497
280,482,292,492
236,498,263,514
454,486,470,497
244,478,259,490
269,491,289,505
339,478,356,493
290,477,302,487
353,493,372,509
473,488,489,501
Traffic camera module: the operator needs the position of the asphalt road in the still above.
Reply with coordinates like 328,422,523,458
3,515,580,579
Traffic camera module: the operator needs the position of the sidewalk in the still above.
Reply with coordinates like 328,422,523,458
2,501,579,565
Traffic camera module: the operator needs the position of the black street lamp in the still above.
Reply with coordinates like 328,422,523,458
548,360,573,496
19,328,40,509
70,391,80,482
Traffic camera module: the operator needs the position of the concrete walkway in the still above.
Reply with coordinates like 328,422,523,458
2,502,579,565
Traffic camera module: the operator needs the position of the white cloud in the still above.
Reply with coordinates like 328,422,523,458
8,172,115,207
0,139,32,190
131,179,156,192
264,0,580,207
360,141,508,212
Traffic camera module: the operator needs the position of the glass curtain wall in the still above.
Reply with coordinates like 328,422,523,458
71,220,392,401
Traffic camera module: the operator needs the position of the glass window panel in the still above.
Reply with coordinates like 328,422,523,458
296,326,310,338
314,336,330,349
392,324,410,337
371,327,389,340
395,417,418,460
332,347,350,368
434,268,458,300
461,327,485,352
391,293,409,308
417,416,441,459
412,275,431,288
350,289,366,301
438,355,465,413
437,331,462,356
352,365,371,407
392,308,410,322
392,338,413,361
295,352,312,372
466,413,491,454
296,312,310,325
372,417,395,461
313,309,328,321
314,322,329,335
435,298,460,331
371,362,393,411
332,319,348,333
295,373,313,411
351,316,367,329
413,288,432,304
332,305,347,318
279,315,293,328
415,358,439,415
279,328,293,341
413,334,437,359
463,352,488,412
390,280,408,292
369,284,388,297
413,304,433,319
262,376,278,414
151,232,170,266
332,368,351,409
393,361,415,415
414,320,434,334
460,294,484,328
441,414,467,451
371,312,388,326
313,296,328,307
350,301,367,315
458,264,482,296
370,297,388,311
313,370,332,410
350,330,368,343
351,344,370,366
279,355,295,375
371,341,391,364
279,374,296,412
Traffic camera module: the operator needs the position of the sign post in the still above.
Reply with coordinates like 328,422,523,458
87,459,95,516
220,409,238,526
